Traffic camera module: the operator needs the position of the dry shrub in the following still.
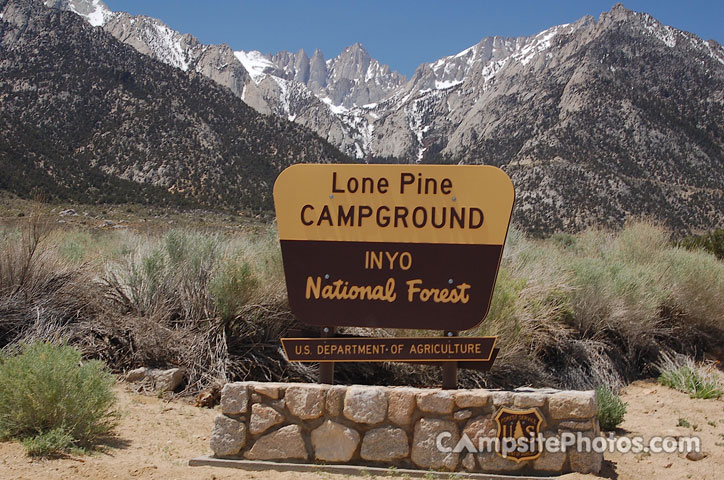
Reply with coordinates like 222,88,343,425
3,216,723,394
0,217,105,349
664,247,724,330
566,221,671,343
100,228,296,391
105,230,221,322
468,220,724,390
469,228,575,387
0,221,296,394
227,227,287,305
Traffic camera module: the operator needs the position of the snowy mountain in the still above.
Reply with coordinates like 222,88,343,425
43,0,388,157
45,0,110,26
37,1,724,233
2,0,347,209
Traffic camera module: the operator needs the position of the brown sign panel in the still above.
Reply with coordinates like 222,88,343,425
281,336,497,363
273,164,515,330
403,347,500,371
494,407,543,462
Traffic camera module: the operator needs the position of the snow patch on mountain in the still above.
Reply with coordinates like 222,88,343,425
435,79,463,90
270,76,294,120
321,96,349,115
405,89,445,161
149,23,189,71
234,50,275,83
512,25,566,66
678,32,724,66
482,58,508,86
706,41,724,66
61,0,112,27
309,100,378,159
85,0,109,26
454,45,475,59
639,13,677,48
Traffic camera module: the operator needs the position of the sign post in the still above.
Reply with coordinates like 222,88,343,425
441,331,458,390
273,164,515,387
318,326,335,384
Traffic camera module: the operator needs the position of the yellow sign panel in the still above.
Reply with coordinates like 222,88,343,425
273,164,515,245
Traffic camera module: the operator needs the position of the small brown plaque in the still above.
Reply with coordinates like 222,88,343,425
281,336,497,363
494,407,544,462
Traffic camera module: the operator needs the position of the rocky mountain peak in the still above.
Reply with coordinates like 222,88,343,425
337,42,371,63
308,48,327,90
43,0,110,26
322,42,405,107
292,48,310,84
606,2,635,20
329,42,374,82
16,0,724,234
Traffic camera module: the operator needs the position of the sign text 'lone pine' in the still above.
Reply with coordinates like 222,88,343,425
273,164,515,331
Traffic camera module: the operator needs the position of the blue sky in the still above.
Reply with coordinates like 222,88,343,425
104,1,724,77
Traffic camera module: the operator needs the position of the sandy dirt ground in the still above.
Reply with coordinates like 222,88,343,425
1,379,723,480
565,378,724,480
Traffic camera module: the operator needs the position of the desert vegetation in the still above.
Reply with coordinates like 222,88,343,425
595,386,628,431
656,352,722,399
0,342,118,455
1,214,722,397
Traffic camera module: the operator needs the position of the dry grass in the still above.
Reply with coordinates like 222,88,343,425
482,220,724,389
0,218,106,349
656,352,722,399
1,215,723,393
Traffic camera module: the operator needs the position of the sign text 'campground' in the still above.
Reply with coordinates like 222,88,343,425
273,164,515,331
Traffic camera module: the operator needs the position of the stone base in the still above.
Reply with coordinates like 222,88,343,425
207,382,603,476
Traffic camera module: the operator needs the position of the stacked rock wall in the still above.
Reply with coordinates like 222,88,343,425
209,382,603,475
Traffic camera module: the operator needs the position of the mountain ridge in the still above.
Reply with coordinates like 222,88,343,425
1,0,348,210
12,0,724,233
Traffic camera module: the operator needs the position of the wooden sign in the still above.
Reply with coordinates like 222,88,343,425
281,336,497,362
273,164,515,330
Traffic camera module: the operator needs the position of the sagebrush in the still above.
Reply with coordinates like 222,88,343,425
2,217,724,393
0,342,118,455
595,386,627,431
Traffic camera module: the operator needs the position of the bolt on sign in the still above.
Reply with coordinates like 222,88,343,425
273,164,515,331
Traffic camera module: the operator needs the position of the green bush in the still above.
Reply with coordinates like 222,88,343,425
57,231,93,263
22,428,75,456
657,352,722,399
112,230,222,318
210,258,258,321
595,386,627,431
679,228,724,260
0,343,119,456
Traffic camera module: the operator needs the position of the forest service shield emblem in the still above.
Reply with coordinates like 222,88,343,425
494,407,543,461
